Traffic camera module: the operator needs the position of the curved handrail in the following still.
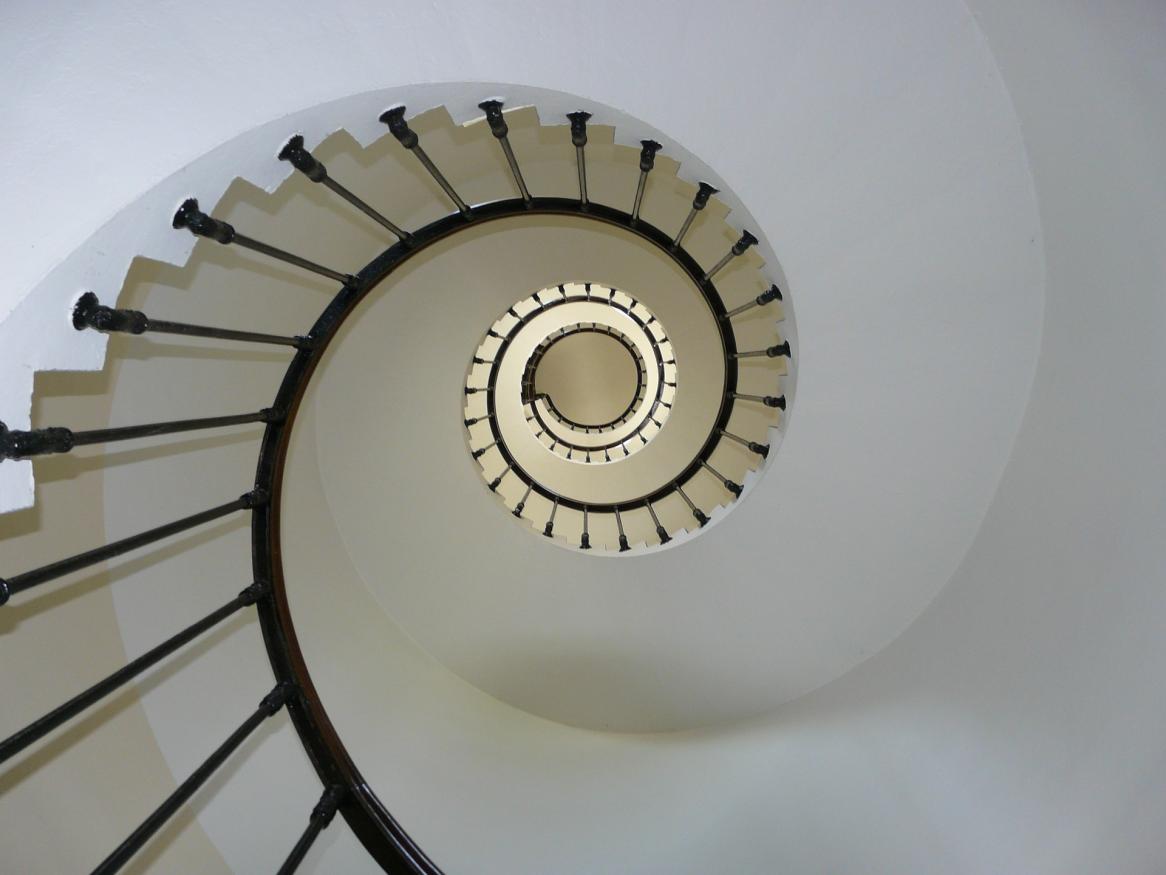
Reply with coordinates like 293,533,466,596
0,100,788,874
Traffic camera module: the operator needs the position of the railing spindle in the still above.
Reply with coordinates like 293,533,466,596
699,460,743,497
73,292,307,348
173,199,356,285
645,499,671,544
703,230,758,281
718,428,770,458
672,182,717,249
567,111,592,206
0,409,280,461
275,785,345,875
543,496,560,537
613,506,630,552
0,491,265,606
471,439,498,460
488,463,512,492
0,583,267,763
279,135,413,242
513,481,534,518
631,140,662,223
480,100,532,205
730,392,786,409
675,482,710,527
91,683,293,875
380,106,472,218
580,506,591,550
732,341,791,359
723,284,782,319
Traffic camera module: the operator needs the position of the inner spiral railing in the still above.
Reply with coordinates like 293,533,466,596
0,100,789,872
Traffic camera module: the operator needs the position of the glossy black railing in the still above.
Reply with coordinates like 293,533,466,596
0,98,790,872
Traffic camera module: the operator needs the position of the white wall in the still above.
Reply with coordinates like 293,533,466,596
2,0,1164,873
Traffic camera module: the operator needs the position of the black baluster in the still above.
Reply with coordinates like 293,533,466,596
703,230,759,281
379,106,472,218
489,463,512,492
567,111,592,206
645,499,671,544
723,284,782,319
464,412,496,427
730,392,786,409
675,482,710,527
544,496,560,537
276,785,345,875
91,683,294,875
480,100,532,205
580,506,591,550
673,182,718,249
279,134,412,242
733,341,791,359
631,139,662,224
699,460,743,497
0,583,267,763
513,481,533,517
0,409,280,461
0,491,266,606
472,439,498,460
173,199,356,285
613,506,630,552
72,292,307,348
719,428,770,458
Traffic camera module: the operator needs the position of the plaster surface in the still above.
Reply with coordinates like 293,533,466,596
32,3,1166,875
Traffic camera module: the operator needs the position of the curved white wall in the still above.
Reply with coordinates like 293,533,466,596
2,0,1164,873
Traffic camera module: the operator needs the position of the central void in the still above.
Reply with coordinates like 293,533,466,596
534,329,640,425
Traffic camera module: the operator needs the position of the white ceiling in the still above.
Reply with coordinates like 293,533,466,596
8,0,1166,873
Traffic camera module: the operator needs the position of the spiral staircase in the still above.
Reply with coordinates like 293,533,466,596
5,3,1166,874
0,97,795,872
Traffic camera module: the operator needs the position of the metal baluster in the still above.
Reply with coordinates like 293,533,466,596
730,392,786,409
699,460,743,497
675,482,710,527
513,481,534,517
703,230,759,281
276,785,345,875
613,506,630,552
472,439,498,459
480,100,532,205
672,182,718,249
464,412,496,427
91,683,293,875
0,583,267,763
464,384,495,396
0,491,266,606
72,292,307,348
580,506,591,550
0,408,280,461
733,342,791,359
379,106,471,218
718,428,770,458
631,140,662,223
173,199,356,285
279,135,412,242
722,284,782,319
489,463,512,492
567,111,591,206
543,496,560,537
645,499,671,544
